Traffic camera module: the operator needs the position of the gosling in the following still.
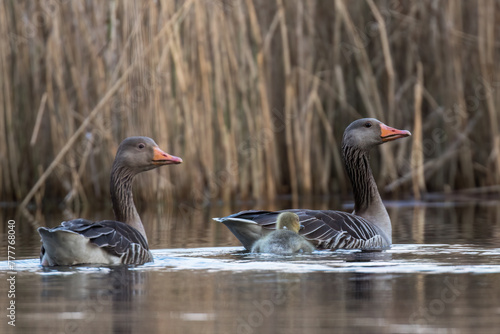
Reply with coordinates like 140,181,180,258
251,212,315,254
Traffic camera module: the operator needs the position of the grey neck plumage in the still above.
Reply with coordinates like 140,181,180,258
110,164,148,242
342,143,392,242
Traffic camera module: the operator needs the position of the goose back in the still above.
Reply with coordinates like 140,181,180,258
217,209,391,251
39,219,153,265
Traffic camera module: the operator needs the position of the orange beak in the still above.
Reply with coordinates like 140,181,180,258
152,147,183,165
380,123,411,142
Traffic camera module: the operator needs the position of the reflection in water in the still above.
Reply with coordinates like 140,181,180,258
13,267,152,333
1,199,500,333
412,205,426,244
108,268,150,334
0,245,500,333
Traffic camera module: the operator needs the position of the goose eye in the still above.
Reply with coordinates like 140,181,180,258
364,122,372,128
138,143,145,149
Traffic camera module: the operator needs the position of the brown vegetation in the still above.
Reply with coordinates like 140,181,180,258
1,1,499,219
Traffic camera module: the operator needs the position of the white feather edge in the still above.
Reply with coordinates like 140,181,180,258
212,217,258,224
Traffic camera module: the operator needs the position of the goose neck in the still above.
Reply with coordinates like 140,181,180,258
342,145,378,213
110,164,147,241
342,143,391,240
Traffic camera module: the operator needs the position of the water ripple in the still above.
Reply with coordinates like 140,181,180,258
1,244,499,275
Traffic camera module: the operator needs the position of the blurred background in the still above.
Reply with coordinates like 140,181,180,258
3,3,500,333
1,0,500,223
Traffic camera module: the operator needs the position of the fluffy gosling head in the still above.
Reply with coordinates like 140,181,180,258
276,212,301,233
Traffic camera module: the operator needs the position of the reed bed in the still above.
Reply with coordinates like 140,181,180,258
1,0,499,220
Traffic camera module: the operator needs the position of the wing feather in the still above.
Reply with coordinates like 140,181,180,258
39,219,152,264
215,209,389,250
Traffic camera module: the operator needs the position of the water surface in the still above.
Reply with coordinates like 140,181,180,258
1,198,500,333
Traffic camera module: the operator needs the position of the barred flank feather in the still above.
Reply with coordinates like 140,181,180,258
216,209,390,251
39,219,153,265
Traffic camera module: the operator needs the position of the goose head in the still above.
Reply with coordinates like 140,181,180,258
342,118,411,151
113,136,182,173
276,212,301,233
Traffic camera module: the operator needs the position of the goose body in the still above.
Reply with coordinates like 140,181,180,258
214,119,410,251
251,212,315,254
38,137,182,266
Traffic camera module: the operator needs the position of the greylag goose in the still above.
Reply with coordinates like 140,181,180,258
251,212,315,254
38,137,182,266
214,118,410,251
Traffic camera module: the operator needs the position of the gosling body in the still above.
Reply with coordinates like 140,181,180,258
251,212,315,254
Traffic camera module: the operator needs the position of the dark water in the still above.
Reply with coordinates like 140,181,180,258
1,198,500,333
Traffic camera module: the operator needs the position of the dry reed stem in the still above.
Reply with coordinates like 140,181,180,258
3,1,500,217
18,64,136,219
277,0,298,203
478,0,500,185
411,62,425,200
17,1,194,217
335,0,397,183
0,2,10,199
386,115,480,192
367,0,395,124
448,0,475,189
30,93,48,146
